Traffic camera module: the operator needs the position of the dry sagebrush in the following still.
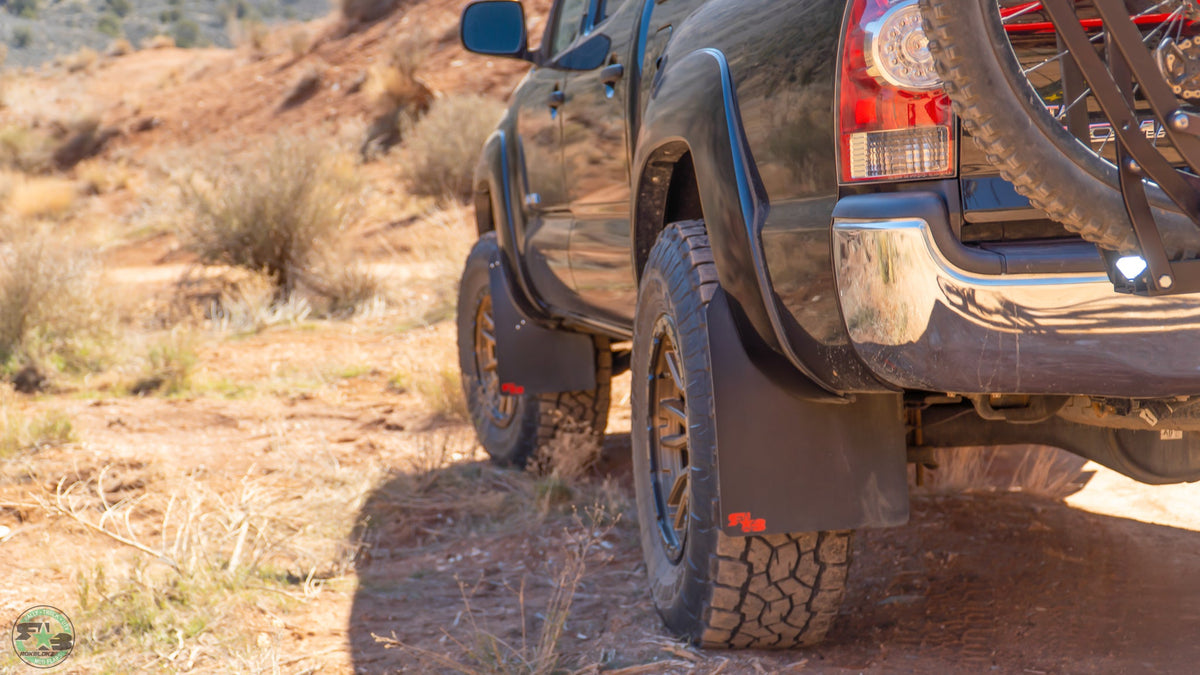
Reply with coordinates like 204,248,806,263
0,232,110,376
181,137,363,295
400,94,506,201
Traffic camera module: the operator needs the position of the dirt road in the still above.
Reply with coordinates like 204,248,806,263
347,389,1200,674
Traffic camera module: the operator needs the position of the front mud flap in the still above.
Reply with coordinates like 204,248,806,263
487,254,597,395
707,289,910,536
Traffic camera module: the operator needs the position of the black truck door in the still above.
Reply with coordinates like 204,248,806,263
560,0,640,325
516,0,593,310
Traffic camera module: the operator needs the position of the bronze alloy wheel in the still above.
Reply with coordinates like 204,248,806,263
473,293,517,428
648,315,690,564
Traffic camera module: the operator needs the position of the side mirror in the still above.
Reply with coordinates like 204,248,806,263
461,1,531,61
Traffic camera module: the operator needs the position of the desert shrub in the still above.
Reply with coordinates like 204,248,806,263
12,27,32,49
143,34,175,49
65,46,100,73
360,32,432,159
51,115,118,170
6,0,38,18
181,138,363,294
105,0,131,17
0,398,74,456
310,261,388,317
400,94,505,201
76,158,131,194
107,37,134,56
97,13,122,39
0,233,108,375
131,332,197,395
340,0,396,24
172,19,200,48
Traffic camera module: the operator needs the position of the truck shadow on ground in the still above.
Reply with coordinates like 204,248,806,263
347,438,1200,674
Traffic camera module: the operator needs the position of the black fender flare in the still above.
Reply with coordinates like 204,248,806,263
632,47,843,400
474,128,556,325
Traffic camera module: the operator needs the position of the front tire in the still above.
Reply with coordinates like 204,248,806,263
632,221,852,649
456,233,611,466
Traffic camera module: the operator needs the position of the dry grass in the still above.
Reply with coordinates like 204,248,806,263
5,175,77,218
0,231,110,377
181,137,363,294
366,31,432,113
415,366,468,422
920,445,1086,498
76,157,132,194
31,453,379,670
0,391,75,456
130,331,198,395
400,94,506,201
200,270,314,333
0,124,54,172
309,261,391,318
379,509,617,674
528,421,604,512
107,38,134,56
288,28,311,58
143,34,176,49
65,47,100,73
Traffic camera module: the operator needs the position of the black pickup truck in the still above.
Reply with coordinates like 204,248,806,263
454,0,1200,649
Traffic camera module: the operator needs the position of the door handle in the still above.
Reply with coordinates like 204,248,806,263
600,63,625,86
548,90,566,108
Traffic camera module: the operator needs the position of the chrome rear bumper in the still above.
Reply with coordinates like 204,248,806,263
833,215,1200,398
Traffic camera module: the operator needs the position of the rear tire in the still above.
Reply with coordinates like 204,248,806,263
632,221,852,649
456,233,611,466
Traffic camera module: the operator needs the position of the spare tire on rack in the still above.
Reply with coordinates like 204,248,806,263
919,0,1200,259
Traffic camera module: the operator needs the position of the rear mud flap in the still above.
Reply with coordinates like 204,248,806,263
488,254,597,395
707,289,910,535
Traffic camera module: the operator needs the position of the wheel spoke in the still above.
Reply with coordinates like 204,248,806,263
660,432,687,449
667,471,688,506
664,350,685,392
659,398,687,424
673,489,690,532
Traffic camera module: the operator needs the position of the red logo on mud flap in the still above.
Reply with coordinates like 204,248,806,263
728,512,766,533
500,383,525,395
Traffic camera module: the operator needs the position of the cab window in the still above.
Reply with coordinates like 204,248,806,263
549,0,592,57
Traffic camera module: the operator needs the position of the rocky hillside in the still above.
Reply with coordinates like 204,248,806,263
2,0,335,67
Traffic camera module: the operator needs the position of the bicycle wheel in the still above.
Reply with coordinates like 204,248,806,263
920,0,1200,258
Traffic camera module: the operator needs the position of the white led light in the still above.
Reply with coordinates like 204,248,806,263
863,1,942,92
1115,255,1149,281
848,126,950,179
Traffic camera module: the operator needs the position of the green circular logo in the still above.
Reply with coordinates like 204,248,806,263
11,605,74,668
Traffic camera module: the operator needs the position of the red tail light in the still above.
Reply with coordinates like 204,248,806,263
838,0,956,183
